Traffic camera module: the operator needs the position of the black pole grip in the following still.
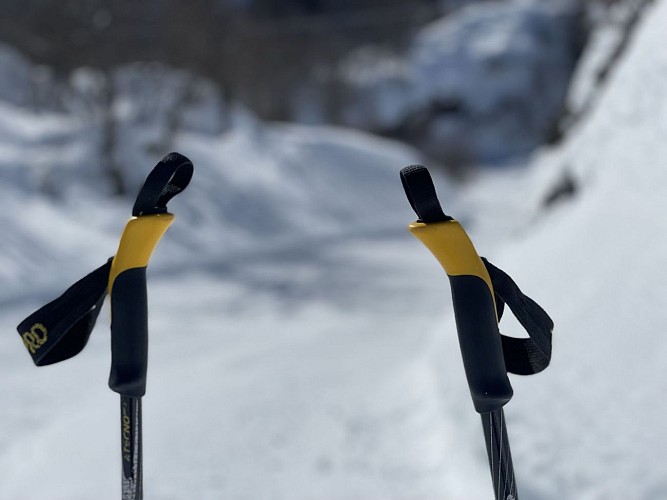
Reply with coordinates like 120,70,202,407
109,269,149,397
450,275,513,413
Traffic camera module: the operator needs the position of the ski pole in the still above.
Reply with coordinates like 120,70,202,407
399,165,553,500
16,152,193,500
108,152,193,499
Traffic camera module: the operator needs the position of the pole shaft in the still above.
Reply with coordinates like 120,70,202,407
120,396,143,500
481,408,518,500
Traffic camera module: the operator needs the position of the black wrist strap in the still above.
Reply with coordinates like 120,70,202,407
132,152,193,216
400,165,452,223
17,260,112,366
483,258,553,375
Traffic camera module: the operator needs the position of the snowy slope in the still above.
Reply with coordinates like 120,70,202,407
502,0,667,495
440,0,667,497
2,0,667,498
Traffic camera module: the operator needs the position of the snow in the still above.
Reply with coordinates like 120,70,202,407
409,0,581,163
2,0,667,498
292,0,583,165
334,47,420,132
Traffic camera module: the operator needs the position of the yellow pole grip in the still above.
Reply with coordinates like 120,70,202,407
408,220,494,294
108,213,175,294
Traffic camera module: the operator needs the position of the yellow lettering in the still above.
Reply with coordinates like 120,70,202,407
21,323,48,354
121,403,132,460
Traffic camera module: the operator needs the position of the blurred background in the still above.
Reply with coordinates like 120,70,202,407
0,0,625,184
1,0,665,498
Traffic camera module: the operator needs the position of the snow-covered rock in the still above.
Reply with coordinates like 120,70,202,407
297,0,585,167
409,0,583,164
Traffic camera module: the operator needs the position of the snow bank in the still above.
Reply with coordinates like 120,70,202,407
409,0,582,164
299,0,583,166
0,48,428,298
445,0,667,497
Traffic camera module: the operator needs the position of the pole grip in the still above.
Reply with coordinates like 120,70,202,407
110,270,149,396
108,214,174,396
409,220,513,413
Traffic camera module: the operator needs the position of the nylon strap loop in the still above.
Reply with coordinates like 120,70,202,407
400,165,451,223
483,258,553,375
132,152,193,216
17,260,111,366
